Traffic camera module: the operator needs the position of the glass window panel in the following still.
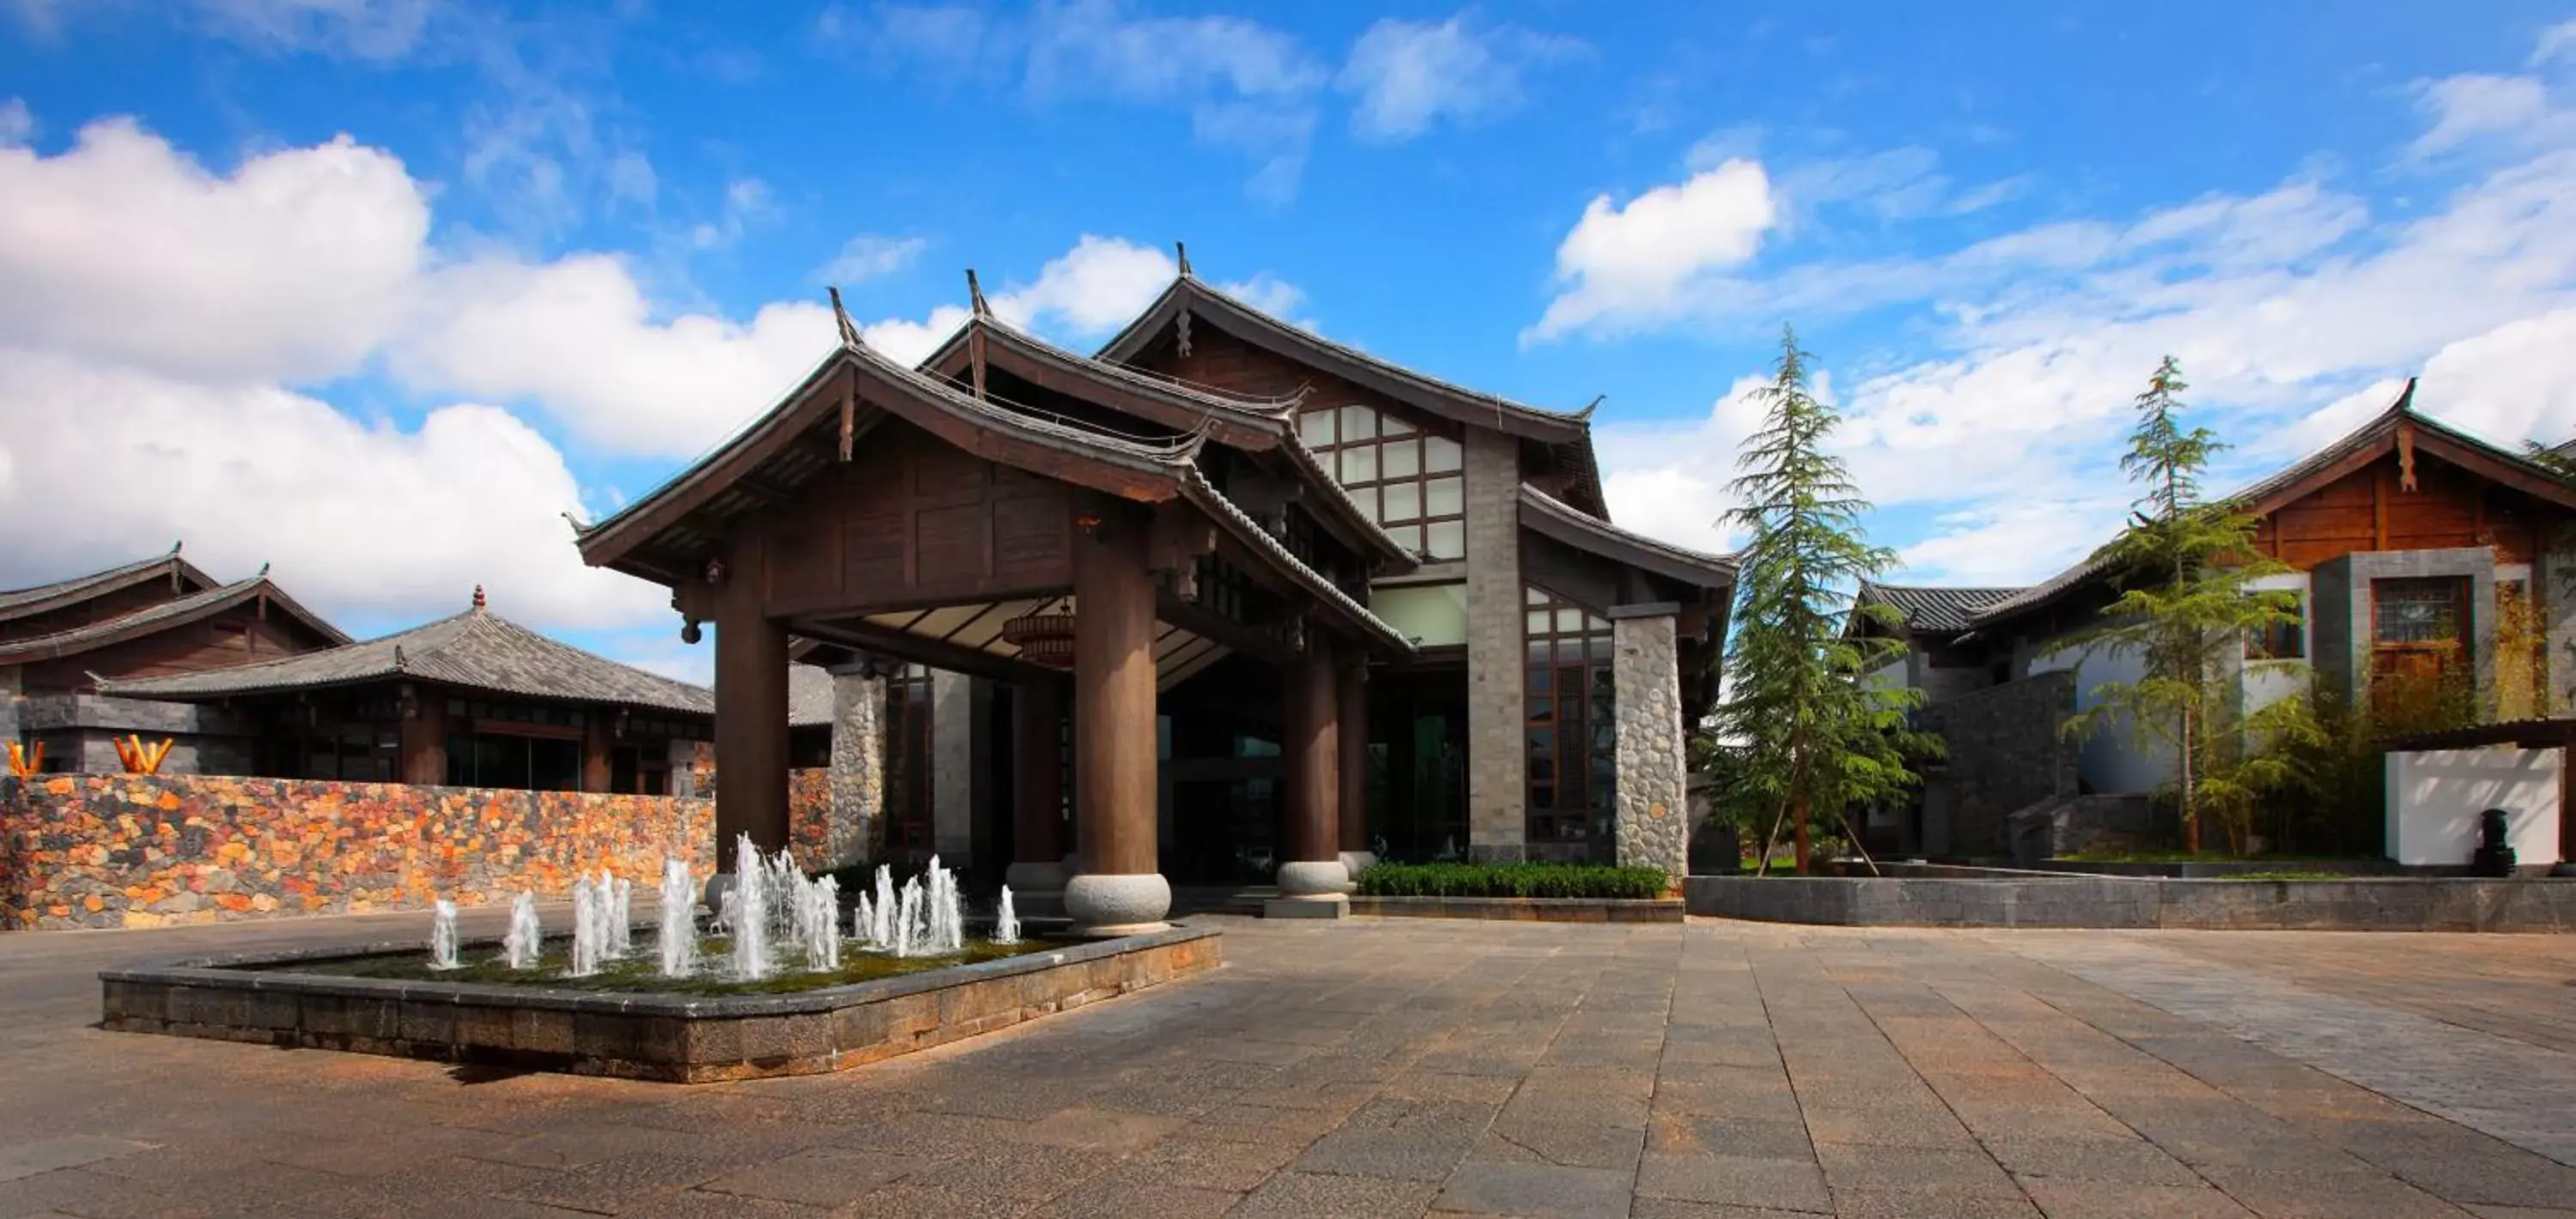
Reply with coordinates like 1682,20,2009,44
1589,636,1615,664
1385,414,1416,435
1528,610,1552,634
1557,608,1584,633
1346,485,1378,521
1340,404,1377,440
1386,524,1422,552
1529,785,1553,811
1527,588,1547,605
1425,476,1463,517
1426,519,1465,560
1299,409,1335,447
1340,445,1378,483
1382,481,1420,523
1425,434,1462,472
1382,437,1419,479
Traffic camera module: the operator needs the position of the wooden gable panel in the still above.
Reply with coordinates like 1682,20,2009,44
756,421,1074,616
1136,326,1447,435
18,603,327,694
2257,452,2561,570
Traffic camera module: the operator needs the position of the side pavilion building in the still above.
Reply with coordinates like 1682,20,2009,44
577,267,1734,929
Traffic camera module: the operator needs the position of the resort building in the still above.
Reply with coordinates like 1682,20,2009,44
1858,385,2576,859
0,545,347,774
576,264,1735,929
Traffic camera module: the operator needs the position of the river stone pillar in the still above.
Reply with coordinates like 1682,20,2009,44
826,664,886,868
1611,606,1686,883
1064,504,1170,933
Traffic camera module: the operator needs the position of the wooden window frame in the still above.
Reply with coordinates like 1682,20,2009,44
1522,585,1615,851
1299,403,1467,561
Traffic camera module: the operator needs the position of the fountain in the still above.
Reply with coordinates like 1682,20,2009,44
851,893,877,950
606,870,634,957
871,865,896,947
801,875,841,971
993,886,1019,945
502,891,541,970
731,833,771,981
658,858,698,978
568,876,607,978
428,899,460,969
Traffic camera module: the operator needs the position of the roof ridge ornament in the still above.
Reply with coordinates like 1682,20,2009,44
1176,240,1192,278
826,286,862,348
471,585,487,611
965,270,991,400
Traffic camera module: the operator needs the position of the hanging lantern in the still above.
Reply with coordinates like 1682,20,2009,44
1001,612,1078,670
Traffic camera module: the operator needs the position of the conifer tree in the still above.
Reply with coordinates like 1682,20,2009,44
2069,358,2301,853
1716,327,1931,872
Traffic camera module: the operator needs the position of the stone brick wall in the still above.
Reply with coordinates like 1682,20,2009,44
827,670,885,867
1611,611,1686,882
1917,670,2079,858
1462,426,1526,863
4,767,848,931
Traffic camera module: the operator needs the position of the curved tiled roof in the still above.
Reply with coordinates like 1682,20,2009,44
0,575,348,664
1854,581,2026,635
104,604,713,715
0,545,216,622
1516,487,1735,588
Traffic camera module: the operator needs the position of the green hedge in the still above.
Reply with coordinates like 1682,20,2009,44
1352,862,1670,900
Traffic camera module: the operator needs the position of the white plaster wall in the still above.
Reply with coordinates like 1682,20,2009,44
2239,571,2311,718
1863,654,1910,693
2028,639,2172,796
2385,748,2561,866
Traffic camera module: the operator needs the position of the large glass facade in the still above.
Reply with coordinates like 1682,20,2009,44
1298,403,1467,561
1524,586,1615,855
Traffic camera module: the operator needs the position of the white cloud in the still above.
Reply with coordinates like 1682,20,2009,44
1587,21,2576,586
2412,74,2557,155
0,118,428,385
0,351,662,631
186,0,434,61
2541,19,2576,67
1527,159,1777,341
1338,15,1583,143
394,255,840,459
688,177,773,250
817,233,927,283
1025,0,1321,103
984,234,1176,334
0,98,31,145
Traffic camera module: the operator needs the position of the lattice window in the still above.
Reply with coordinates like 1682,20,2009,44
1523,586,1615,848
884,665,937,855
1298,403,1466,561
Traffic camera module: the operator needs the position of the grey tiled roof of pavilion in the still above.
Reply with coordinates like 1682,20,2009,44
1855,581,2026,635
104,602,714,715
788,663,835,728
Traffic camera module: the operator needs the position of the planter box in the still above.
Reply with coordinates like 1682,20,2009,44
100,925,1221,1083
1348,895,1684,923
1685,875,2576,932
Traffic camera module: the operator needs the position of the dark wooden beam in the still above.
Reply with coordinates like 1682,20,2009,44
789,615,1051,684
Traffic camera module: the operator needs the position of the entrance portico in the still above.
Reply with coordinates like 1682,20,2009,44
577,312,1418,930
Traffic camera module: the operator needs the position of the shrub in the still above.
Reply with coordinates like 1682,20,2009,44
1352,862,1669,900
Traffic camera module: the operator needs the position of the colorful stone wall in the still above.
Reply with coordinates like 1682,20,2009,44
3,768,843,931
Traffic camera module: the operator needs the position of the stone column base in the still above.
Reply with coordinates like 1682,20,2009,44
1337,851,1377,885
1263,893,1349,919
1276,859,1351,897
1065,872,1170,935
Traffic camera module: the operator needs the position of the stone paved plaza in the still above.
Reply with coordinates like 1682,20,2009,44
4,913,2575,1218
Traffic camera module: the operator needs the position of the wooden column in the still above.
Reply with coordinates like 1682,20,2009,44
1337,652,1370,856
580,710,613,793
1012,679,1066,867
1276,632,1345,896
714,541,789,873
398,683,447,786
1070,508,1158,879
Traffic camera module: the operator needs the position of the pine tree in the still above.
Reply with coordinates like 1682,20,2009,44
1716,327,1932,873
2069,357,2301,853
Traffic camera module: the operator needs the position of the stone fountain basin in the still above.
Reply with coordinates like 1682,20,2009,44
100,924,1221,1083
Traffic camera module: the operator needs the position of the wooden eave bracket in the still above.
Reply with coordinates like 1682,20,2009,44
2396,420,2420,492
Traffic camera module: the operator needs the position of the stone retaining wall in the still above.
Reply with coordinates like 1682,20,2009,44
1686,875,2576,931
5,768,843,931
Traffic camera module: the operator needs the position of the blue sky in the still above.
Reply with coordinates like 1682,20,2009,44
4,2,2575,682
